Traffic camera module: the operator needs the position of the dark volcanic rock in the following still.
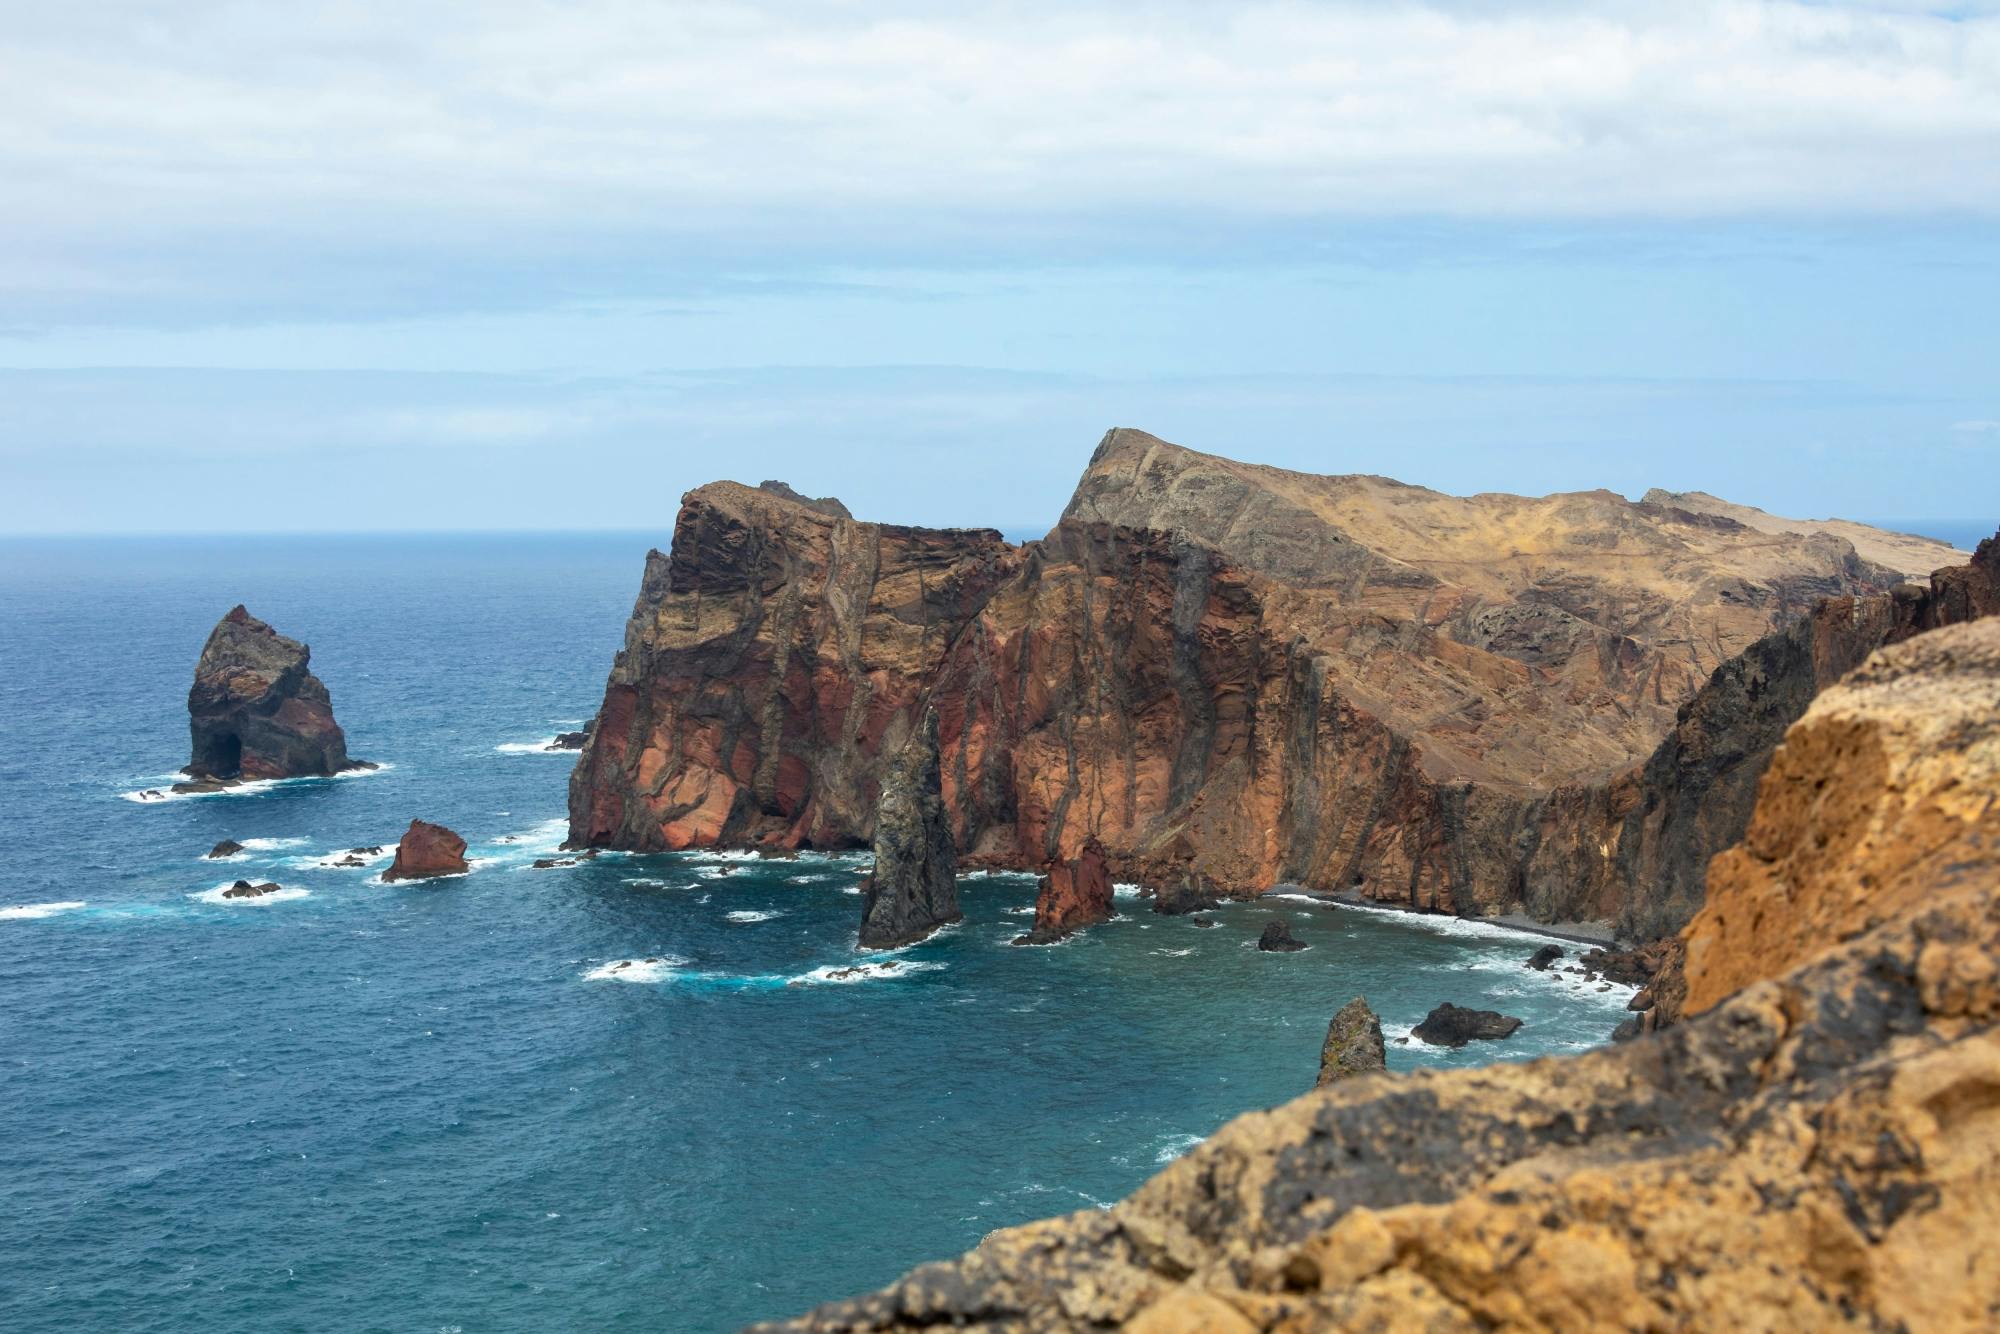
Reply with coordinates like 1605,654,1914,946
1316,997,1386,1086
1014,836,1114,945
221,879,280,899
857,711,960,950
549,729,590,751
1152,876,1222,917
1257,918,1308,952
180,605,370,788
1525,943,1564,970
382,820,469,882
206,839,244,859
1411,1002,1523,1047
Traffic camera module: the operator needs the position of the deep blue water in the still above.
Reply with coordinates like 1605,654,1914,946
0,534,1637,1333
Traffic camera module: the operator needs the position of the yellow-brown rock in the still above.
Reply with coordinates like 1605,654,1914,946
758,619,2000,1333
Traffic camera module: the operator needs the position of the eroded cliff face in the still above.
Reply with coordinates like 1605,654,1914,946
1520,530,1999,941
759,618,2000,1333
569,432,1924,920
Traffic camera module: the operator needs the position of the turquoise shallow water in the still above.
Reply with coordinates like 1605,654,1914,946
0,535,1635,1333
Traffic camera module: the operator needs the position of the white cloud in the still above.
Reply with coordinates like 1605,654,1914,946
2,1,1996,242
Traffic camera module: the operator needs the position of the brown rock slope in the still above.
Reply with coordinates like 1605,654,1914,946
569,432,1910,920
1643,488,1968,584
759,619,2000,1333
1522,530,1998,941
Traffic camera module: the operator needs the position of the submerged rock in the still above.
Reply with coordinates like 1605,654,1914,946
857,711,960,950
1256,919,1308,952
382,820,469,882
221,879,280,899
1316,997,1386,1086
1014,836,1114,945
205,839,244,859
179,605,371,789
1411,1002,1523,1047
1525,942,1564,970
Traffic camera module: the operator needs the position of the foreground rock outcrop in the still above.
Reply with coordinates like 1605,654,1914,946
1315,998,1385,1087
382,820,469,882
1016,837,1114,946
761,619,2000,1332
181,606,369,789
857,711,961,949
570,430,1920,925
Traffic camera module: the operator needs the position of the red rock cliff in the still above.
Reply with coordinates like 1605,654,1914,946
569,433,1920,918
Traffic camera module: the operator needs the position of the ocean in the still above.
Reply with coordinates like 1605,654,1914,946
2,533,1654,1331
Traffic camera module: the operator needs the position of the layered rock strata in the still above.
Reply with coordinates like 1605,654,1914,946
857,711,961,949
570,431,1920,926
763,620,2000,1332
181,605,369,789
382,820,469,882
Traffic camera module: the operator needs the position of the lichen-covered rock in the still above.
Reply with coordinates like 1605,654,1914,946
382,820,469,882
1016,836,1114,945
758,608,2000,1334
857,711,960,949
1410,1002,1521,1047
180,605,370,787
568,432,1914,923
1315,998,1385,1087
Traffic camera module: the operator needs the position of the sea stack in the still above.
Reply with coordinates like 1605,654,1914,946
1316,997,1386,1086
1411,1002,1524,1047
382,820,470,882
180,605,370,791
1014,836,1114,945
857,710,960,949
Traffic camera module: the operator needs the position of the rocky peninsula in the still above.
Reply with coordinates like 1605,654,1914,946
565,430,1920,931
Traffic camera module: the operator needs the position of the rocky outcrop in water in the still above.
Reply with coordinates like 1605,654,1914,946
568,431,1915,927
1315,998,1385,1086
382,820,469,882
857,711,961,949
221,879,280,899
206,839,244,859
1256,919,1307,952
180,606,370,789
1016,836,1114,945
1410,1002,1522,1047
550,729,590,751
1524,943,1563,970
761,618,2000,1332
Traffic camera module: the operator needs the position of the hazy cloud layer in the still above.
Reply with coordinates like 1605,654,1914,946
5,2,1999,325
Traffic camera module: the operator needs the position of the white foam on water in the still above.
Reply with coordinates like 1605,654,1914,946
787,960,946,986
1151,947,1195,958
1112,882,1148,899
583,957,690,983
1004,905,1036,916
1329,897,1604,948
495,737,563,754
1154,1133,1205,1164
240,837,308,851
121,765,391,805
1,901,88,921
690,847,761,862
724,910,782,923
190,883,311,907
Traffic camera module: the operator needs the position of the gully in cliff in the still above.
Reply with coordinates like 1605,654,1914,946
856,710,961,950
176,605,374,793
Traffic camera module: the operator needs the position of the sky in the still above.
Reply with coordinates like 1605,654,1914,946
2,1,1996,535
